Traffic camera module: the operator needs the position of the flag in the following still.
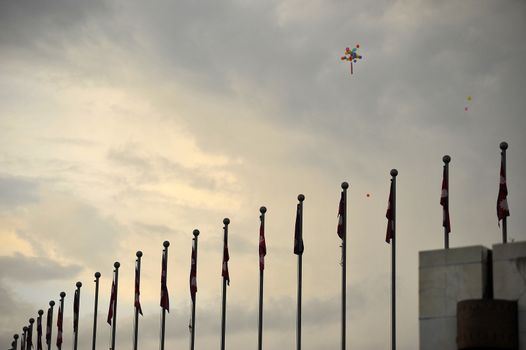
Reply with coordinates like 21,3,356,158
73,288,80,332
190,238,197,302
37,314,43,350
107,279,116,325
440,164,451,234
27,323,33,349
259,214,266,271
337,191,345,239
222,229,230,285
160,249,170,311
134,260,143,315
386,179,394,243
56,305,63,347
497,152,510,223
294,203,304,255
45,307,52,345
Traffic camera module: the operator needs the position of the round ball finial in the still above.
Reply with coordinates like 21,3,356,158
114,261,120,268
76,281,82,288
443,155,451,163
259,206,267,214
136,251,143,258
23,326,28,332
500,141,508,150
341,181,349,189
94,272,101,278
390,169,398,177
298,194,305,202
193,229,200,237
29,318,34,324
38,310,44,316
223,218,230,225
60,292,66,298
14,334,19,340
163,240,170,248
49,300,55,306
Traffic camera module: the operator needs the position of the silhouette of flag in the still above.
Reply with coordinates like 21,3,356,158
337,191,345,239
107,279,116,325
56,306,63,347
222,229,230,285
294,203,304,255
160,248,170,311
45,307,52,345
37,314,43,350
259,214,266,271
440,164,451,234
134,261,143,316
497,152,510,223
386,180,394,243
190,238,197,302
73,289,80,332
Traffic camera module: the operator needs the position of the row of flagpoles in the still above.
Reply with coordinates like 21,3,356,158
8,142,511,350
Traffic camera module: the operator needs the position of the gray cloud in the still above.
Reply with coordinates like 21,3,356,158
0,175,39,209
0,253,81,282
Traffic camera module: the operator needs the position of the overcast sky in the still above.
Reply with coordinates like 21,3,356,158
1,0,525,349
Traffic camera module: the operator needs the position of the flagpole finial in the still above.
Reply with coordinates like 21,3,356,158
390,169,398,177
38,309,43,316
94,272,101,278
193,229,200,237
223,218,230,225
500,141,508,150
260,206,267,214
13,334,18,340
60,292,66,298
23,326,28,331
341,181,349,189
114,261,120,268
163,240,170,248
49,300,55,306
298,194,305,202
136,251,143,258
29,318,34,324
443,155,451,163
76,281,82,288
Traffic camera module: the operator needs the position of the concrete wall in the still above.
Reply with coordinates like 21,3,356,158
419,246,491,350
493,241,526,350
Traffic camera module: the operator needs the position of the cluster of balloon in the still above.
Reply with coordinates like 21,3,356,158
341,44,362,75
465,96,472,111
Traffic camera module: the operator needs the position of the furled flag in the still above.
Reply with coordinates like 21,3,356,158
385,180,394,243
440,164,451,234
294,203,304,254
107,279,116,325
73,288,80,332
134,261,143,315
56,306,63,347
190,238,197,302
222,229,230,285
160,249,170,311
497,153,510,224
337,191,345,240
27,323,33,349
259,214,267,271
45,307,52,346
37,314,43,350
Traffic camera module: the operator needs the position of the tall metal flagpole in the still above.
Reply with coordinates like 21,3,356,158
500,142,508,244
160,241,170,350
92,272,101,350
47,300,54,350
133,252,142,350
221,218,230,350
13,334,18,350
38,309,44,350
27,318,34,350
73,282,82,350
443,156,451,249
341,182,348,350
111,262,120,350
258,206,267,350
58,292,65,350
390,169,398,350
21,326,27,350
296,194,305,350
190,229,199,350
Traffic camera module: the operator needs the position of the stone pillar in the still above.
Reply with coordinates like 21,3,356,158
419,246,491,350
493,241,526,350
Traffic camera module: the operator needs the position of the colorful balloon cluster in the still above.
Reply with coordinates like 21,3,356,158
341,44,362,75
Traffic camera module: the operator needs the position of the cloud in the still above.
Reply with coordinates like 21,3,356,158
0,253,81,282
0,175,39,209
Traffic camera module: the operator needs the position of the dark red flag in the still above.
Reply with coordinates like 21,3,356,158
497,153,510,223
259,214,267,271
37,314,43,350
440,164,451,234
107,279,116,325
134,261,143,316
385,180,394,243
222,229,230,285
337,191,345,239
160,249,170,311
56,305,63,347
45,307,52,345
73,288,80,332
190,238,197,302
294,203,304,254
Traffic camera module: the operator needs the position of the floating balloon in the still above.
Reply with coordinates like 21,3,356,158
341,44,363,75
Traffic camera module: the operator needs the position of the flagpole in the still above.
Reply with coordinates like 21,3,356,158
13,334,18,350
22,326,27,350
296,194,305,350
190,229,199,350
133,252,142,350
38,309,43,350
47,301,54,350
160,241,169,350
28,318,34,350
390,169,398,350
58,292,65,350
500,142,508,244
111,262,120,350
74,282,82,350
258,206,267,350
443,156,450,249
92,272,100,350
341,182,348,350
221,218,230,350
